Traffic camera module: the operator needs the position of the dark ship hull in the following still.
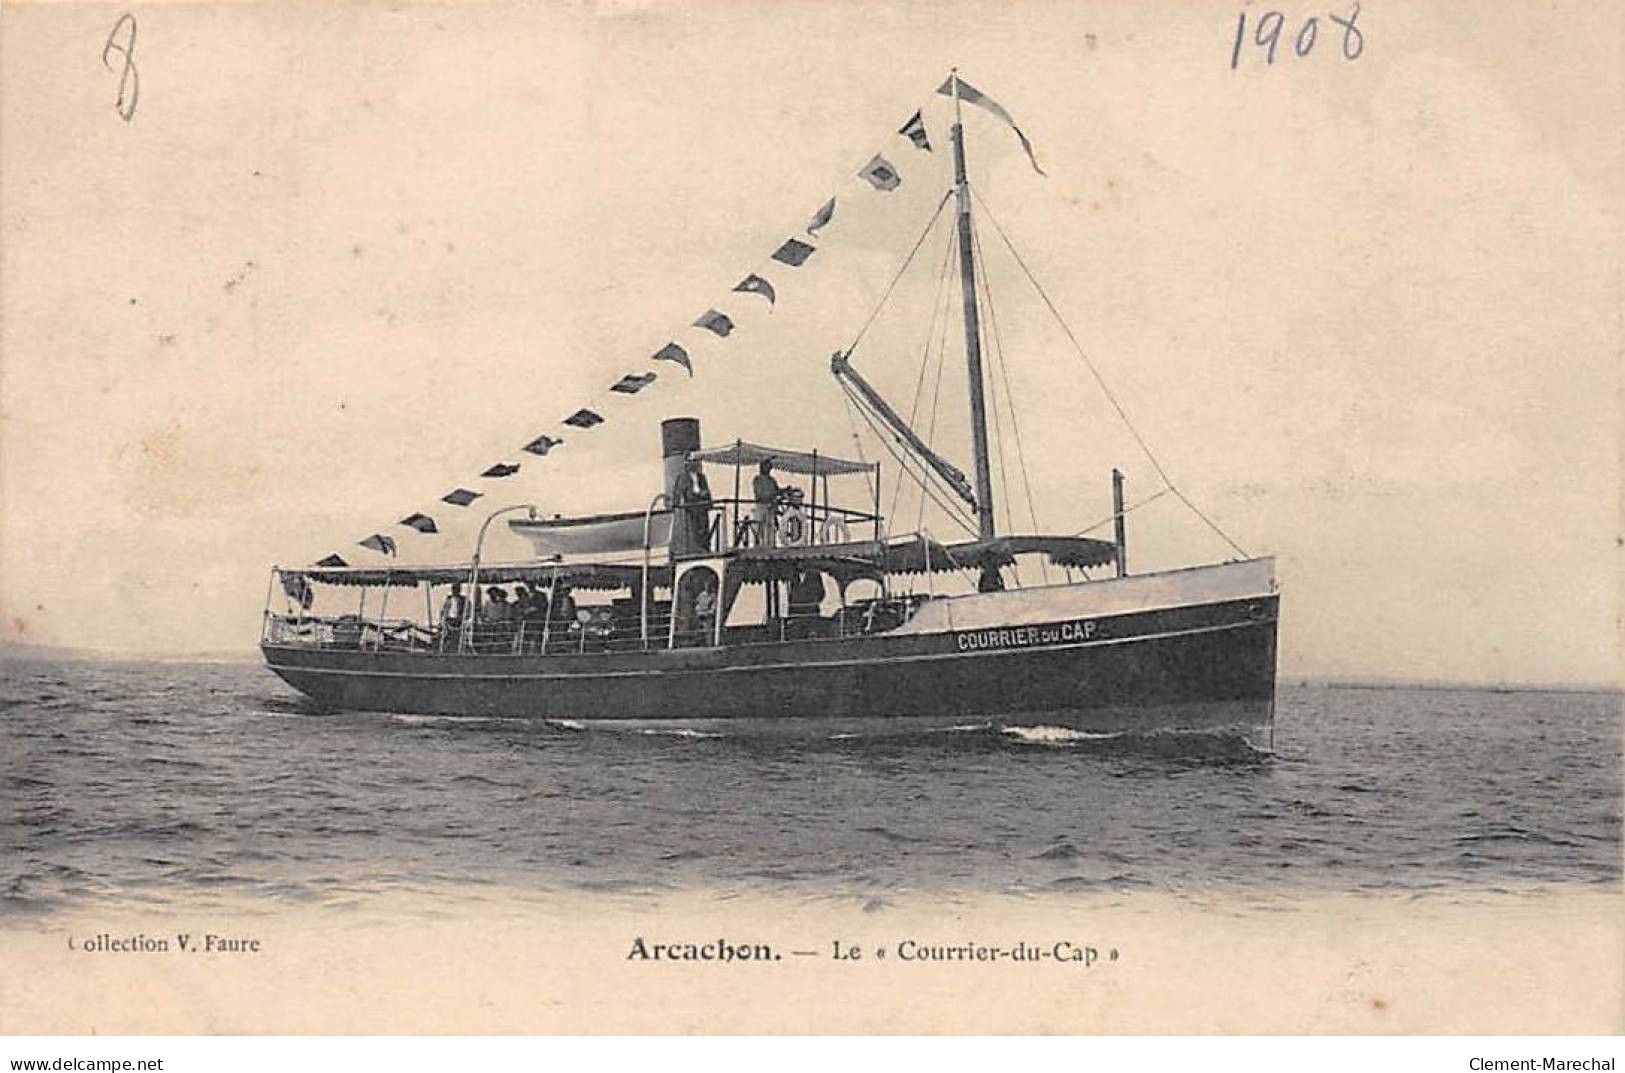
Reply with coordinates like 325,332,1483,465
262,560,1278,736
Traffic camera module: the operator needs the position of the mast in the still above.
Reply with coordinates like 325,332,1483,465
950,70,998,543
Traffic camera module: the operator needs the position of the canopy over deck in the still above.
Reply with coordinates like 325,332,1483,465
689,440,876,476
945,535,1118,571
283,535,1113,590
729,532,1117,582
286,561,672,590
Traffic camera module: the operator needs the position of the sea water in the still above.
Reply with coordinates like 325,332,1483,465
2,658,1618,917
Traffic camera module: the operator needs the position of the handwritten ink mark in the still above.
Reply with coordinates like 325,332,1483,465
101,13,139,122
1230,4,1362,70
1329,2,1364,61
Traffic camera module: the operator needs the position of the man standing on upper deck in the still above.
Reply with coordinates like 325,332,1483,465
751,458,780,547
671,455,713,554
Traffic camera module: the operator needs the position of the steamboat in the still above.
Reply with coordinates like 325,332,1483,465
260,73,1280,738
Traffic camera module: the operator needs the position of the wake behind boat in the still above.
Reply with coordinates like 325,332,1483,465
260,72,1280,740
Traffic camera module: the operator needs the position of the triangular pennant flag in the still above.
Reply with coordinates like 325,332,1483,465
937,74,1046,176
522,434,562,456
900,110,931,152
733,274,776,305
359,533,397,556
611,372,657,394
693,309,734,337
807,197,835,236
441,488,481,507
316,554,348,568
653,342,692,376
564,408,604,429
399,513,438,534
859,154,901,191
481,462,520,478
772,238,816,267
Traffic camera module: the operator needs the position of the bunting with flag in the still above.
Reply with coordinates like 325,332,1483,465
807,197,835,236
306,85,956,569
772,238,816,267
522,434,562,456
611,372,657,394
653,342,691,376
733,274,776,305
859,155,901,191
937,74,1045,176
693,309,735,337
900,110,931,152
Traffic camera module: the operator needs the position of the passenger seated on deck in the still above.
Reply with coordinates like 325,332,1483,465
512,584,532,647
547,585,577,651
481,586,513,652
520,587,549,652
692,586,717,642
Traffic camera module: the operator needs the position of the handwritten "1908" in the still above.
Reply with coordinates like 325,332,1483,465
1231,3,1364,69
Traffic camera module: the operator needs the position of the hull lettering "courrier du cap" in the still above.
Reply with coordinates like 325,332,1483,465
955,620,1097,652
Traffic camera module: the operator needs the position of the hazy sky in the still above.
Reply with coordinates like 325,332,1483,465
1,1,1618,686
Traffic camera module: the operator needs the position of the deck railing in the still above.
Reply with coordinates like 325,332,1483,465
262,592,924,657
675,497,880,555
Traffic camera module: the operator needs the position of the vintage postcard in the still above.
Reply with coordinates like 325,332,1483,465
1,0,1619,1036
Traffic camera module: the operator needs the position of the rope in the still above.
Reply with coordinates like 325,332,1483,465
846,188,956,357
891,221,958,526
1171,487,1249,559
977,248,1019,584
915,263,955,535
1071,486,1173,536
970,211,1048,583
838,389,878,510
840,378,978,537
971,184,1251,559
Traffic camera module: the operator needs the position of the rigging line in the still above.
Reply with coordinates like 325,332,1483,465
903,219,959,430
968,216,1046,549
970,183,1252,559
891,220,959,526
838,388,878,509
1070,486,1173,537
1170,486,1249,559
968,217,1046,585
865,402,978,538
968,183,1172,487
964,217,1024,585
916,245,956,535
841,379,978,537
976,252,1020,584
845,188,956,357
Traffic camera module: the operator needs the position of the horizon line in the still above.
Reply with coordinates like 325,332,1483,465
1,640,1617,695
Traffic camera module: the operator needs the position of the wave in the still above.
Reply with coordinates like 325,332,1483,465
543,719,585,732
1001,725,1125,744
